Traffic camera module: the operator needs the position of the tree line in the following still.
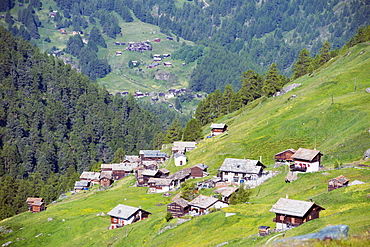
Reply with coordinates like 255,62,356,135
0,27,179,219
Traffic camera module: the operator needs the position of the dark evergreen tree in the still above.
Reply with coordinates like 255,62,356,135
262,63,283,96
164,118,182,143
292,48,312,79
183,118,202,141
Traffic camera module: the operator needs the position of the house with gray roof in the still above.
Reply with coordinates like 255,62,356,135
290,148,323,173
189,195,228,216
107,204,151,229
174,153,187,166
74,180,90,192
167,198,190,217
167,168,191,187
80,172,101,184
147,178,175,193
210,123,228,136
139,150,167,163
218,158,266,185
172,142,197,154
269,198,325,231
190,163,209,178
213,187,238,203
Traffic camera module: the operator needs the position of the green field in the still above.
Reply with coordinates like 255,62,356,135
1,41,370,247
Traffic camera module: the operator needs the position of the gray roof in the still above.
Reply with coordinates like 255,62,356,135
124,155,140,163
214,187,238,197
291,148,322,162
107,204,150,219
167,168,191,180
173,142,197,148
141,169,159,176
192,163,208,170
74,180,89,189
170,198,189,208
218,158,265,174
269,198,324,217
80,172,100,180
159,168,170,174
100,171,113,179
275,149,296,156
189,195,219,209
101,164,113,170
112,163,136,172
329,175,349,184
148,178,173,186
140,150,167,158
174,153,186,158
210,123,226,129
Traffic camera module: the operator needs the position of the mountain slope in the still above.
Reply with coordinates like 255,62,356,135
1,42,370,246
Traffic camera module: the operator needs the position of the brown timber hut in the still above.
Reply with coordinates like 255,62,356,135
275,149,296,163
210,123,228,136
26,198,46,213
269,198,325,231
100,171,113,187
167,198,190,217
328,175,350,191
190,163,209,178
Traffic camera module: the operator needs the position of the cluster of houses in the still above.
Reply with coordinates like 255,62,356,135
123,41,152,52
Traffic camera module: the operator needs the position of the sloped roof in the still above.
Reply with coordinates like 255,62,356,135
26,198,43,203
329,175,350,184
170,198,189,208
174,153,186,159
192,163,208,170
148,178,173,186
74,180,89,188
159,168,170,174
80,172,100,180
141,169,159,176
173,142,197,148
291,148,322,162
210,123,226,129
100,171,113,179
124,155,140,163
218,158,265,174
214,187,238,197
167,168,191,180
275,149,296,156
269,198,324,217
139,150,167,158
107,204,150,219
101,164,113,170
112,163,136,172
189,195,219,209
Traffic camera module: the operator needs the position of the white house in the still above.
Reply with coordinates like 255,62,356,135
218,158,266,185
147,178,175,193
290,148,323,173
107,204,151,229
189,195,228,216
174,153,187,166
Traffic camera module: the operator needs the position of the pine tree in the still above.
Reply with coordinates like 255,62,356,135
220,84,234,115
112,148,125,163
239,70,263,105
183,118,203,141
318,41,331,66
292,48,312,79
262,63,283,96
164,118,182,143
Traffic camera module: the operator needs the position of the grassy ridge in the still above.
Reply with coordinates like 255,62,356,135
1,43,370,246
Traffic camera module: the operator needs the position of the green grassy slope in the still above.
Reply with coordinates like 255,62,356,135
1,43,370,247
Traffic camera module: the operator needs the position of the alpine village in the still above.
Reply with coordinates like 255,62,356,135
0,0,370,247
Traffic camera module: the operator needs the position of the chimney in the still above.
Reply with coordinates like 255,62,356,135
260,156,262,162
286,195,288,199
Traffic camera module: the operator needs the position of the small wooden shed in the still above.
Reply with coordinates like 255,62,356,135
167,198,190,217
328,175,350,191
26,198,46,213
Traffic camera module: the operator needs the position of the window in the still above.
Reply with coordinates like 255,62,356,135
224,172,228,175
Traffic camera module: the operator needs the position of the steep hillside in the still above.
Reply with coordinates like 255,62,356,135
1,41,370,247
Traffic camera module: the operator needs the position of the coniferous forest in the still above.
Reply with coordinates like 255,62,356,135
0,26,180,219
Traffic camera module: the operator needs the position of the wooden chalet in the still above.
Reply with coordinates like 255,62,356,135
136,169,161,186
101,163,113,171
258,226,271,236
190,163,209,178
275,149,296,163
158,168,170,178
74,180,90,192
100,171,113,187
167,168,191,187
189,195,228,216
172,142,197,154
290,148,323,173
139,150,167,163
213,187,238,203
123,155,140,165
112,163,136,180
269,198,325,231
167,198,190,217
147,178,175,193
210,123,228,136
26,198,45,213
218,158,266,185
328,175,350,191
174,153,187,166
80,171,100,185
107,204,151,229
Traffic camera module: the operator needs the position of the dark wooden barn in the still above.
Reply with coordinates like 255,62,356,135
167,198,190,217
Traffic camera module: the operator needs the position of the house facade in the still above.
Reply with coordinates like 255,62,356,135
107,204,151,229
328,175,350,191
172,142,197,154
167,198,190,217
100,171,113,187
275,149,296,163
167,168,191,187
269,198,325,231
213,187,238,203
80,171,101,184
139,150,167,163
290,148,323,173
189,195,228,216
148,178,175,193
218,158,266,185
210,123,228,136
174,153,187,166
26,198,46,213
190,164,209,178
